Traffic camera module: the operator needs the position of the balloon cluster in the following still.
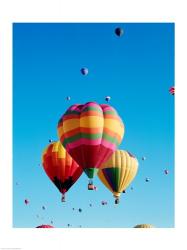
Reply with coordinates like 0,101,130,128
42,101,139,204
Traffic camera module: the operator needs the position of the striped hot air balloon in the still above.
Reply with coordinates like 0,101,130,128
42,141,83,201
98,150,138,204
169,86,175,95
57,102,124,189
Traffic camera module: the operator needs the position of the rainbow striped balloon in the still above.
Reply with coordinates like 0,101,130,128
57,102,124,179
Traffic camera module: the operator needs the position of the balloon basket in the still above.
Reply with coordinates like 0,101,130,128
115,198,119,204
61,194,66,202
88,184,94,190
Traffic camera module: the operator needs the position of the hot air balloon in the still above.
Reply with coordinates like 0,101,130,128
24,199,29,205
169,86,175,95
78,208,82,213
105,96,111,102
142,156,146,161
80,67,88,75
101,201,107,205
42,141,83,202
98,150,138,204
42,206,46,210
145,178,150,182
134,224,154,228
57,102,124,189
115,27,124,37
122,190,126,193
36,225,54,228
49,139,53,143
164,169,169,175
66,96,71,101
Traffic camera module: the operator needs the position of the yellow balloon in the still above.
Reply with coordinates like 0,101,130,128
134,224,155,228
98,150,138,203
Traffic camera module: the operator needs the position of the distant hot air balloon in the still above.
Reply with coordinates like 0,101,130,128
49,139,53,143
164,169,169,175
42,141,83,202
101,201,107,205
42,206,46,210
78,208,82,213
36,225,54,228
98,150,138,204
66,96,71,101
169,86,175,95
89,203,92,207
24,199,29,205
57,102,124,189
122,190,126,193
80,67,88,75
134,224,155,228
105,96,111,102
145,178,150,182
142,156,146,161
115,27,124,37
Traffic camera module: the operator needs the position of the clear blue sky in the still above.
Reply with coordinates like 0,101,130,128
13,23,174,228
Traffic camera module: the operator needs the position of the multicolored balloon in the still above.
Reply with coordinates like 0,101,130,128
98,150,138,204
134,224,155,228
36,225,54,228
57,102,124,187
42,141,83,201
169,86,175,95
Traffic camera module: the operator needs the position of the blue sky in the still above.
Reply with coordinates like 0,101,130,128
13,23,174,228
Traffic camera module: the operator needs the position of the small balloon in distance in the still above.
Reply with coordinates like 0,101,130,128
101,201,108,205
36,225,54,228
115,27,124,37
105,96,111,102
169,86,175,95
80,67,88,75
66,96,71,101
164,169,169,175
24,199,29,205
145,178,150,182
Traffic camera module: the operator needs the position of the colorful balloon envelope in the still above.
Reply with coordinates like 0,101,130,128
98,150,138,204
42,141,83,201
134,224,155,228
57,102,124,188
36,225,54,228
169,86,175,95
